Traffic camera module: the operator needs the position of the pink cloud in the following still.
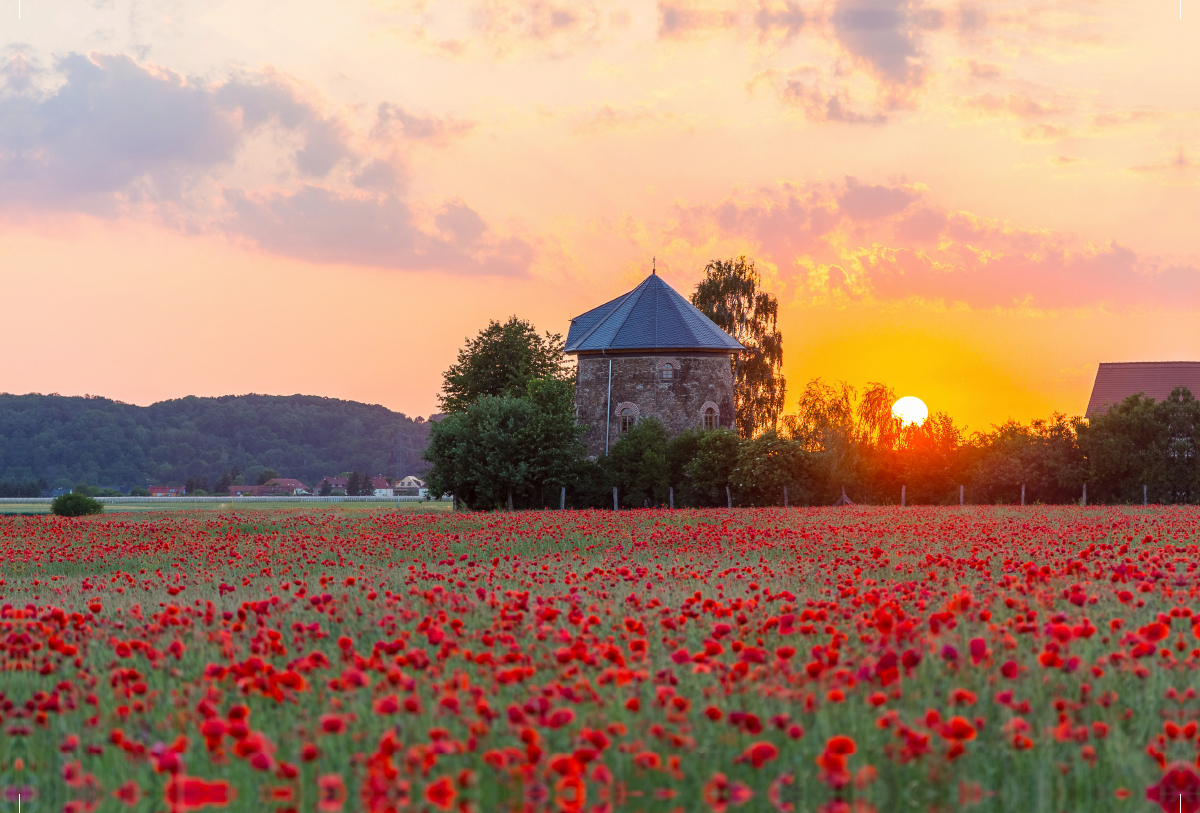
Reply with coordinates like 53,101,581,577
659,179,1200,311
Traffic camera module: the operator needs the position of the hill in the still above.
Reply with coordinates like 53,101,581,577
0,393,434,492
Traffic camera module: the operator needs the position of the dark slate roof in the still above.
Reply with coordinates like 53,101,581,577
565,274,745,354
1086,362,1200,415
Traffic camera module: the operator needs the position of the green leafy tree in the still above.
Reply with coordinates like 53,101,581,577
968,414,1085,504
730,432,813,506
691,257,785,437
256,469,280,486
423,378,584,511
128,486,150,497
439,317,571,414
1079,394,1168,504
604,417,670,508
51,493,103,517
681,429,741,506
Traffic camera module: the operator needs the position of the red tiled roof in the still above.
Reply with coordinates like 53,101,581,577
1086,362,1200,415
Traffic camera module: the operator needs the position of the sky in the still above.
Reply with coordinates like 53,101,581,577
3,0,1199,432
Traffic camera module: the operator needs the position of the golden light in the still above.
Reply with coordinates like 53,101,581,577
892,396,929,427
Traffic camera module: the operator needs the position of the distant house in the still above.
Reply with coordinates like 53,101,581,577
226,478,310,497
314,476,349,495
260,478,309,496
1086,362,1200,416
394,476,427,497
149,486,187,497
370,476,393,497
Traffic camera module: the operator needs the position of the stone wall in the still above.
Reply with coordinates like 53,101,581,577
574,353,736,458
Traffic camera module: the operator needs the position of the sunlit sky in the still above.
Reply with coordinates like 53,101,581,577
3,0,1199,431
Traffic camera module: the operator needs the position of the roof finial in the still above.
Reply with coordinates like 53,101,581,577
652,256,656,275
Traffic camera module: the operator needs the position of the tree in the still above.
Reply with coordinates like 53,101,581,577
730,432,813,506
691,257,785,437
423,378,584,511
605,417,670,508
256,469,280,486
51,493,103,517
317,478,333,496
681,429,741,507
439,317,572,414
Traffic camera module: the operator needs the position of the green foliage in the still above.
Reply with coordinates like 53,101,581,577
691,256,786,437
439,317,572,414
72,482,122,498
730,431,814,506
127,487,150,497
681,429,741,506
1080,387,1200,504
0,393,432,491
51,493,103,517
256,469,280,486
317,479,334,497
604,417,670,508
0,478,47,497
970,414,1085,504
346,472,376,496
423,378,584,511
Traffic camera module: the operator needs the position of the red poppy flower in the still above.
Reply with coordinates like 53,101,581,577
317,774,347,813
423,777,457,811
1148,763,1200,813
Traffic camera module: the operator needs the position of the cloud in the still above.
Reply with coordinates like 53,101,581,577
650,179,1200,312
373,103,475,144
831,0,937,90
961,92,1062,120
753,69,888,124
0,51,532,276
385,1,624,59
224,188,533,276
838,176,919,220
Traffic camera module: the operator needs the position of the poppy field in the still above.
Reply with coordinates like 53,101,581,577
2,506,1198,813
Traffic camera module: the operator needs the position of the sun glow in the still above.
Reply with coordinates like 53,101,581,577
892,396,929,427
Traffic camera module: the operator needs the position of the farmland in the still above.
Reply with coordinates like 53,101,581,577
0,506,1197,812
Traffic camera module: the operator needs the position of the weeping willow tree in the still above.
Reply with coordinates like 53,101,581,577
781,379,900,502
691,257,786,438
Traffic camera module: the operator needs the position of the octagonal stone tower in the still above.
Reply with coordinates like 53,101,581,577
565,271,744,459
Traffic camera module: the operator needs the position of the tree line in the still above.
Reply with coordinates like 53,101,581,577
0,393,433,492
424,258,1200,509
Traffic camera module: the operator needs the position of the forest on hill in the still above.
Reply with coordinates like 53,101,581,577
0,393,433,492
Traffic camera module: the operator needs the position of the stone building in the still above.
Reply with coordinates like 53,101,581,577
565,271,744,458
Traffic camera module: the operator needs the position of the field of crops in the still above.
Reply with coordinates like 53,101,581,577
1,506,1197,813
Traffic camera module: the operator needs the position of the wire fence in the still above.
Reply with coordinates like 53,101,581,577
0,495,444,505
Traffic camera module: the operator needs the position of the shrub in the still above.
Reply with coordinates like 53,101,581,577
128,487,150,497
51,493,104,517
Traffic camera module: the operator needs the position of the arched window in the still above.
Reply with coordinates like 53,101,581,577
620,407,637,433
703,407,718,431
661,363,674,381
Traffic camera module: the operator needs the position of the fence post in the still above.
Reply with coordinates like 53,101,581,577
784,485,789,508
959,485,963,506
1143,484,1147,506
560,486,566,510
669,487,674,510
901,485,906,507
613,487,618,511
1082,483,1087,507
726,485,732,509
1021,484,1025,506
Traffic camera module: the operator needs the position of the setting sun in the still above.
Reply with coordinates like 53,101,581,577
892,396,929,427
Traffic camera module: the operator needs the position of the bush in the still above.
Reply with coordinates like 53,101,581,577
51,493,104,517
127,487,150,497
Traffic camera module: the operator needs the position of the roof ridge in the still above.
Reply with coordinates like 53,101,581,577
609,276,652,348
570,289,633,351
661,278,702,346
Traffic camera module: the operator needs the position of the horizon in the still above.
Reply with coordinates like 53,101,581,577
4,1,1199,428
